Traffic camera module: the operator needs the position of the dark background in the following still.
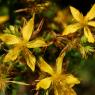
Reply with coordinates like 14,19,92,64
0,0,95,23
54,0,95,14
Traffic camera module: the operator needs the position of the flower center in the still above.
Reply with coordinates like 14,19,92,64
17,40,27,47
80,18,88,27
52,74,64,85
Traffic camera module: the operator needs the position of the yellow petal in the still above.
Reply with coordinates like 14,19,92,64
36,77,52,90
4,46,21,62
85,4,95,20
65,74,80,87
26,38,47,48
0,16,9,24
39,57,54,75
69,89,77,95
56,52,65,74
62,23,81,35
0,34,21,45
64,88,77,95
24,49,36,71
54,87,58,95
22,14,35,41
84,27,94,43
87,21,95,27
70,6,83,22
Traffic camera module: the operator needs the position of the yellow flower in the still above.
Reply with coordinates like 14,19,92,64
36,53,80,95
62,4,95,43
0,14,47,71
54,8,72,27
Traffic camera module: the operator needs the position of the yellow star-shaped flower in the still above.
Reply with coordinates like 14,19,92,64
36,53,80,95
0,14,47,71
62,4,95,43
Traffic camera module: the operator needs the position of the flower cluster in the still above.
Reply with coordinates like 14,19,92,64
0,2,95,95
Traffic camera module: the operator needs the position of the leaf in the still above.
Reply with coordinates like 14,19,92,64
65,74,80,87
84,27,94,43
7,81,29,85
65,89,77,95
69,89,77,95
70,6,83,22
24,49,36,71
87,21,95,27
0,34,21,45
62,23,81,35
39,57,54,75
36,77,51,90
26,38,47,48
85,4,95,20
0,16,9,24
22,14,35,41
56,52,65,74
4,46,21,62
